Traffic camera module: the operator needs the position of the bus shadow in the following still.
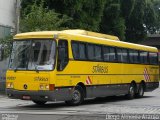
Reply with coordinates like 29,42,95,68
83,95,153,105
15,95,154,110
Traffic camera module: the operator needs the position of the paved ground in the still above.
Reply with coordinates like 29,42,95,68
0,87,160,120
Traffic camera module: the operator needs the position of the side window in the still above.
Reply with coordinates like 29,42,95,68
129,50,139,63
149,52,158,65
140,51,148,64
57,40,68,71
72,41,87,60
117,48,122,62
79,43,86,59
103,46,110,61
72,42,79,59
95,45,102,61
109,47,116,62
121,49,128,63
87,44,94,60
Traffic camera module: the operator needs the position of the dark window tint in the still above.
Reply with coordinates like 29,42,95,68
149,52,158,65
103,46,110,61
109,47,116,61
87,44,94,60
129,50,139,63
95,45,102,61
103,46,116,62
117,48,123,62
79,43,86,59
122,49,128,63
57,40,68,71
72,42,79,59
140,51,148,64
117,48,128,63
72,42,87,60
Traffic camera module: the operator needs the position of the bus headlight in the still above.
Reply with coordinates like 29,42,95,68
39,84,49,90
6,82,14,89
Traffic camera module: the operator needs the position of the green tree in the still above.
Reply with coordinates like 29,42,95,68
121,0,158,43
152,0,160,34
20,1,71,32
0,36,13,58
144,1,157,34
46,0,106,31
100,0,126,41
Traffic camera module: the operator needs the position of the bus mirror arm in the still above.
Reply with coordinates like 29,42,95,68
14,68,17,72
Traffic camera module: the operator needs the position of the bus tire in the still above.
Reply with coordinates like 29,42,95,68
126,83,135,99
65,85,84,106
136,83,144,98
32,100,47,105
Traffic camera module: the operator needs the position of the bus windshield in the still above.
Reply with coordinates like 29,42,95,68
9,40,56,71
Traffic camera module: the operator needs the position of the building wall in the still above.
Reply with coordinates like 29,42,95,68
0,0,17,38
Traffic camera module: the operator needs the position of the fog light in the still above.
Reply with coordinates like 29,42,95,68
39,84,49,90
40,84,44,90
45,85,49,89
6,82,14,88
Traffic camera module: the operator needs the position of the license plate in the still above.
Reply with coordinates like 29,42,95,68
22,95,31,100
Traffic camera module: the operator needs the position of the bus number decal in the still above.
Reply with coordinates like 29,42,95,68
92,65,108,74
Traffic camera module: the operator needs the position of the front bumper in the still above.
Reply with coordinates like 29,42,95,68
6,88,73,101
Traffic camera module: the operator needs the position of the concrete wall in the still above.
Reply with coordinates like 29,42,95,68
0,0,17,38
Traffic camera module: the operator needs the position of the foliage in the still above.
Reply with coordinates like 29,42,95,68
152,0,160,34
20,0,160,43
100,0,126,41
0,35,13,58
45,0,107,31
20,0,71,32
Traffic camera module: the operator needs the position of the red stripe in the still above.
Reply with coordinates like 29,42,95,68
86,79,89,84
88,76,92,84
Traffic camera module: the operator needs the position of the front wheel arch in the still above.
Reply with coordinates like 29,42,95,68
65,85,84,106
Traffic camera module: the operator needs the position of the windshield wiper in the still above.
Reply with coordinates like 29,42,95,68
34,64,39,73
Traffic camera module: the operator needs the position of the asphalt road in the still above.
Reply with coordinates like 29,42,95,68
0,87,160,120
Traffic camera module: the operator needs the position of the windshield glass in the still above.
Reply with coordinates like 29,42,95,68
9,40,56,71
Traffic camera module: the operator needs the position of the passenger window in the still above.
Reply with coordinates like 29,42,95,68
149,52,158,65
72,42,79,59
79,43,86,59
121,49,128,63
109,47,116,62
117,48,123,62
87,44,94,60
95,45,102,61
57,40,68,71
103,46,110,61
129,50,139,63
140,51,148,64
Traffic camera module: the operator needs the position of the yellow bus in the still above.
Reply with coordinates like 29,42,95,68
6,30,159,105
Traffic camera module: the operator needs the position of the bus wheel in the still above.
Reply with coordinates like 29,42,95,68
126,83,135,99
32,100,47,105
136,83,144,98
65,85,84,106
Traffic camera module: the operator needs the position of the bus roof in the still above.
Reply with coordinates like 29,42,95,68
14,29,158,52
14,29,119,40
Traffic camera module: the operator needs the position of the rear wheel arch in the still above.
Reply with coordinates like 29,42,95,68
126,80,137,99
131,80,137,92
140,80,146,91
